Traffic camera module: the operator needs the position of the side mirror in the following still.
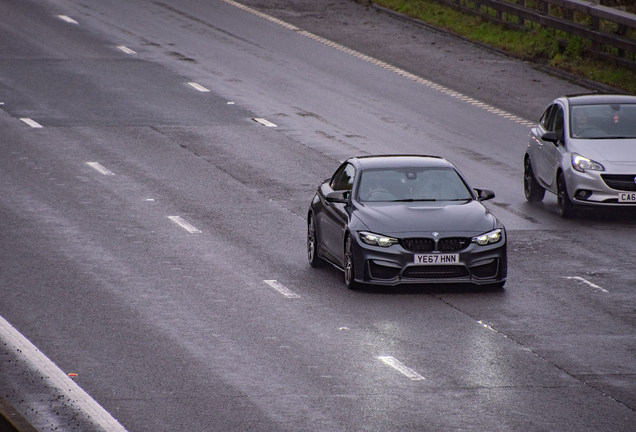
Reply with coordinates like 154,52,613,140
474,188,495,201
541,131,559,144
325,190,350,203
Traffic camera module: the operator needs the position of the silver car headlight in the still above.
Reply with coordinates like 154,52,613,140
359,232,398,247
472,229,502,246
571,153,604,173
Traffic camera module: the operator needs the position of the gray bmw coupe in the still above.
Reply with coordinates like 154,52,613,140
307,155,507,289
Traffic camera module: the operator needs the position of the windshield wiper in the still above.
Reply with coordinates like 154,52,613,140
391,198,436,202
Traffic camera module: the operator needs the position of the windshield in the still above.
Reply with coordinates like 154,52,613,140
570,104,636,139
356,167,473,202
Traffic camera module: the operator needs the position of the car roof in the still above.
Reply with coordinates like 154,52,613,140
348,155,454,170
565,94,636,106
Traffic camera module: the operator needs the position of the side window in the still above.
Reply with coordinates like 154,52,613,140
330,163,356,191
545,105,557,131
552,106,565,141
539,105,554,130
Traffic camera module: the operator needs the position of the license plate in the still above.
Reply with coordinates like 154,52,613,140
619,192,636,202
414,254,459,265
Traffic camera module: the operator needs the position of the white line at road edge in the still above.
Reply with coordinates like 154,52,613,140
87,162,116,176
0,315,128,432
263,280,300,298
168,216,202,233
566,276,609,293
20,118,43,128
220,0,535,128
378,356,425,380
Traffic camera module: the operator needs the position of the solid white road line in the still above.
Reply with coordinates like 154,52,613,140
253,118,277,127
378,356,425,380
187,82,210,92
0,315,128,432
86,162,115,176
57,15,78,24
168,216,202,233
116,46,137,54
263,280,300,298
566,276,609,293
19,118,43,128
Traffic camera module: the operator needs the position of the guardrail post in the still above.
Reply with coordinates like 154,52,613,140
518,0,525,26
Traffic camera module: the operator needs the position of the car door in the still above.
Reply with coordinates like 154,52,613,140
536,103,565,189
320,163,355,266
530,104,553,185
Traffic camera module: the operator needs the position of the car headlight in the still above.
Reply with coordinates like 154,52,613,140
571,153,604,173
359,232,398,247
472,229,502,246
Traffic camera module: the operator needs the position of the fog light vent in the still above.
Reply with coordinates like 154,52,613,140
575,190,592,200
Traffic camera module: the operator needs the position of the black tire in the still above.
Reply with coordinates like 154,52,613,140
307,214,322,267
344,235,359,290
557,172,576,218
524,157,545,202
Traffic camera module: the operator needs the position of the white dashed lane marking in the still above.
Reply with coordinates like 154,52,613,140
566,276,608,293
116,45,137,54
263,280,300,298
187,82,210,92
86,162,115,176
57,15,78,24
378,356,425,381
253,118,277,127
20,118,43,128
168,216,202,233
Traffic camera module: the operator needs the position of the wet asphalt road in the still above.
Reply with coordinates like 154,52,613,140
1,0,635,431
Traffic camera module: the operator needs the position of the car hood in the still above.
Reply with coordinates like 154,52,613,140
354,200,496,237
569,138,636,163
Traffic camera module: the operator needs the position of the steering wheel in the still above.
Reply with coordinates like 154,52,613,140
362,187,391,201
575,126,605,138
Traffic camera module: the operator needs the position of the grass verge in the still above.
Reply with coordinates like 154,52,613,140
372,0,636,94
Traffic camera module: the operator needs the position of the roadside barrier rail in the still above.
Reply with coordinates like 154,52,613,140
424,0,636,67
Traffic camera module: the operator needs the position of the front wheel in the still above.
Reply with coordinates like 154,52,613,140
524,157,545,202
557,172,576,218
307,214,322,267
344,235,359,290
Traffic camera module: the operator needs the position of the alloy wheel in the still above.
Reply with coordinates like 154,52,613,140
557,172,575,218
524,157,545,202
344,236,358,290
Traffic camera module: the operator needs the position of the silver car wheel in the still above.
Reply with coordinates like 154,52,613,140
557,172,575,218
524,157,545,202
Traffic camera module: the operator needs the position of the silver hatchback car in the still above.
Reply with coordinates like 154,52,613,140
524,94,636,217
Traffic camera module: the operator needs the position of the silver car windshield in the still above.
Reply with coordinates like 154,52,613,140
570,104,636,139
356,167,473,202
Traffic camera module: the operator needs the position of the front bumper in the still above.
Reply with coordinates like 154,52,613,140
566,169,636,206
351,232,507,286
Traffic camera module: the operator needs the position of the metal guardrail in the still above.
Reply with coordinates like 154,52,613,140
424,0,636,67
